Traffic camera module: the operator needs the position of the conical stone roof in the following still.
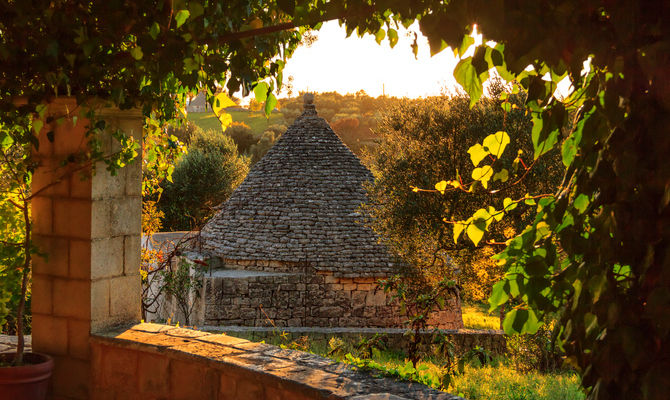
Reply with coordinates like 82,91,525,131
200,94,396,277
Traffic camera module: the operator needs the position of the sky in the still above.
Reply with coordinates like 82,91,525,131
277,21,470,99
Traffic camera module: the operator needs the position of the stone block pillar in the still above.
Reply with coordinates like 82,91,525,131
30,99,143,399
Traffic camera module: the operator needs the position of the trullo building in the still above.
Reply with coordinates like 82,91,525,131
195,94,463,328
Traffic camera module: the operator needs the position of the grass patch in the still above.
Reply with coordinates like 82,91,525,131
189,110,285,134
222,330,583,400
452,365,584,400
462,302,501,330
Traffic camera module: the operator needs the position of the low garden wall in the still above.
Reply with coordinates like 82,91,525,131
200,265,463,329
91,323,462,400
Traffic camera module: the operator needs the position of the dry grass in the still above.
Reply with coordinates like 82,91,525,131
461,302,501,330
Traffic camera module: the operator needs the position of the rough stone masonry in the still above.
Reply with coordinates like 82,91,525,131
186,94,463,329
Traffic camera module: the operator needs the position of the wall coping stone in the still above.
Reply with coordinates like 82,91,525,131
208,269,296,278
92,323,463,400
200,326,502,335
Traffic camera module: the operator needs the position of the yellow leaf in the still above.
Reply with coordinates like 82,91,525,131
472,208,493,229
503,197,518,212
483,131,510,157
411,186,419,192
453,222,466,244
488,205,504,221
218,112,233,131
435,180,448,194
471,166,494,189
467,143,489,167
535,221,551,239
448,180,461,188
466,220,485,246
212,92,237,118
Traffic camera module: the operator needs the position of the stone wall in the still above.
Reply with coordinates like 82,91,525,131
200,262,463,329
146,250,463,330
203,270,403,328
91,323,462,400
30,100,143,399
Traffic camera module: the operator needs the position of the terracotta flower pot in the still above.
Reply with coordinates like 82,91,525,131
0,352,54,400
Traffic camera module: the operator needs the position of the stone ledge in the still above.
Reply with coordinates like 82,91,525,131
92,323,462,400
0,334,32,354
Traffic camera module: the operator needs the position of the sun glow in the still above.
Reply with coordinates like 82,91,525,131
279,21,466,99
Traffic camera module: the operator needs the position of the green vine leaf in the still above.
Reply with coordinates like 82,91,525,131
489,280,509,311
503,308,543,334
493,168,509,182
387,28,398,48
503,197,517,212
129,46,143,60
264,93,277,117
375,29,386,45
573,194,590,214
458,35,474,57
454,57,483,108
149,22,160,40
174,10,190,28
254,81,269,103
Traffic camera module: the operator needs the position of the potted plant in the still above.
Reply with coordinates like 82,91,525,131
0,118,54,399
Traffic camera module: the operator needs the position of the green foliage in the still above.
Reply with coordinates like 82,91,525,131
159,129,249,231
344,353,446,390
364,88,562,290
328,336,347,358
224,122,257,155
226,329,581,398
380,275,459,366
249,125,285,163
356,333,387,359
0,165,26,333
327,2,670,397
0,0,306,362
506,323,563,374
166,121,201,146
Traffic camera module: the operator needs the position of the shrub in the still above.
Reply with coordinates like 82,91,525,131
159,129,249,231
225,122,256,154
363,85,563,291
506,323,564,374
263,124,287,138
166,121,201,145
331,117,360,131
249,130,278,163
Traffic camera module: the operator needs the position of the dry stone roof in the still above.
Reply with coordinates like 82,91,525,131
201,95,397,277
